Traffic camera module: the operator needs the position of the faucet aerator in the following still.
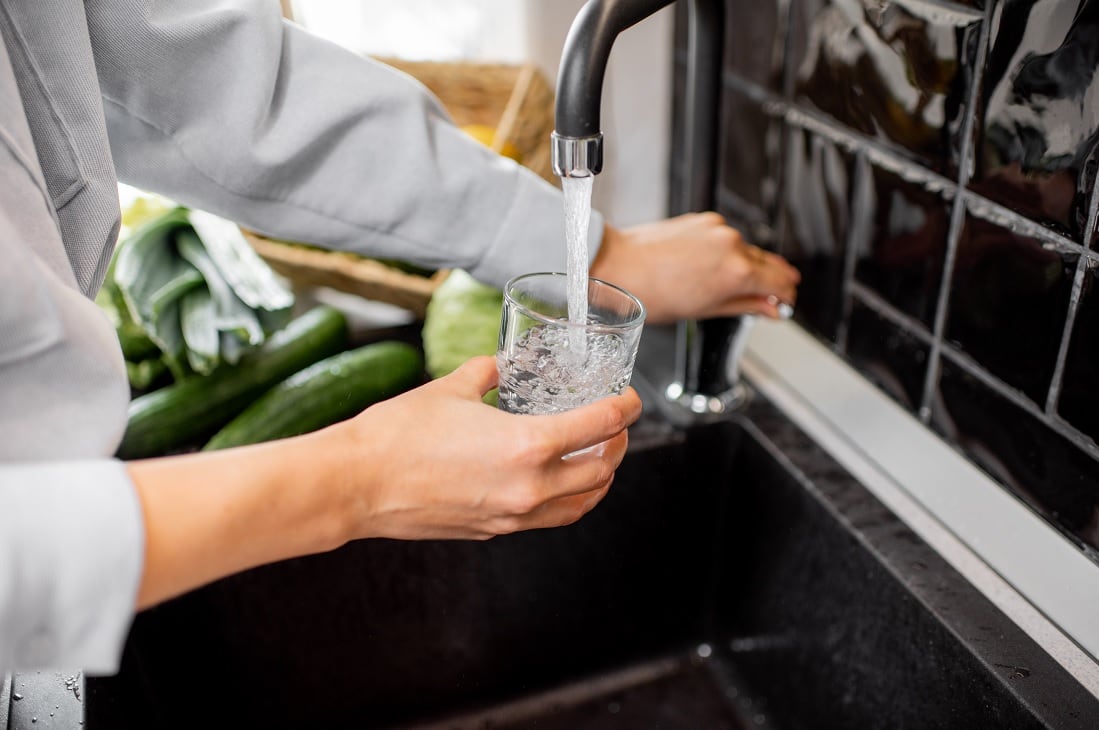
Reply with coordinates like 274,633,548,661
551,131,604,179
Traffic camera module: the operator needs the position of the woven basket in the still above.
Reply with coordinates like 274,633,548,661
245,58,557,317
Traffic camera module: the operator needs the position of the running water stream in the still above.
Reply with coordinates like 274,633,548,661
562,175,594,360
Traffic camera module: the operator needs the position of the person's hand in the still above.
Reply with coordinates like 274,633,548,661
333,356,643,541
128,357,641,609
589,212,801,325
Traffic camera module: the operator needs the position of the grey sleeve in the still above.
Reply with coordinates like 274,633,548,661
0,461,143,674
0,41,144,675
0,118,143,675
88,0,602,289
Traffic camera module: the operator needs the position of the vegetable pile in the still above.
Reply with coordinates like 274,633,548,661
98,206,296,390
103,196,426,459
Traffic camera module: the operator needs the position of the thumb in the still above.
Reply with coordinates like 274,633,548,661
443,356,500,398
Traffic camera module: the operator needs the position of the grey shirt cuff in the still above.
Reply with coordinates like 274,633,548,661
0,460,143,674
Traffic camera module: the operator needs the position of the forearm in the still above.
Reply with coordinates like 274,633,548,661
126,430,352,609
89,0,600,288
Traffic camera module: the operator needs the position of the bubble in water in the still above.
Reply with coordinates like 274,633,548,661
497,323,636,414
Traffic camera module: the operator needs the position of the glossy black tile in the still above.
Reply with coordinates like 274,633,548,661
788,0,981,176
932,358,1099,557
853,164,953,328
724,0,784,89
974,0,1099,240
945,214,1076,405
845,299,931,413
1058,261,1099,442
779,127,855,343
718,86,781,216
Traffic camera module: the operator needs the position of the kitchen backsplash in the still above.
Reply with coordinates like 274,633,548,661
671,0,1099,561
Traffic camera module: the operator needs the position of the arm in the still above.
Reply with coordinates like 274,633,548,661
591,213,802,324
88,0,599,289
128,357,640,609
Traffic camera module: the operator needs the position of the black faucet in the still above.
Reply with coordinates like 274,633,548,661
553,0,752,419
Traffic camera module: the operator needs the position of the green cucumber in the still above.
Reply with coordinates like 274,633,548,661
202,341,424,451
116,305,349,459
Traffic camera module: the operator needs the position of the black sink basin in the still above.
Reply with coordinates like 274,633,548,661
83,330,1099,729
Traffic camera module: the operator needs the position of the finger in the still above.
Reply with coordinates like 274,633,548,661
443,355,499,397
534,388,642,455
711,294,789,319
545,430,629,498
522,480,614,530
738,258,800,302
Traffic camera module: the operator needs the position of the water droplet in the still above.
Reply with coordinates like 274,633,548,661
12,693,23,701
696,643,713,658
607,701,621,714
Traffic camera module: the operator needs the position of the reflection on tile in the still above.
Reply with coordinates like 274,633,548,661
933,359,1099,557
1059,262,1099,443
718,87,781,214
779,127,855,343
974,0,1099,240
853,164,953,328
724,0,783,89
789,0,980,175
845,300,930,414
945,214,1075,405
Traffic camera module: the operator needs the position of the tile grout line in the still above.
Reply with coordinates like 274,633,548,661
891,0,986,24
1045,184,1099,414
850,283,1099,471
837,152,872,353
917,5,993,422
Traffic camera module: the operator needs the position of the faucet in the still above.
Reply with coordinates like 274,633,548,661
552,0,752,420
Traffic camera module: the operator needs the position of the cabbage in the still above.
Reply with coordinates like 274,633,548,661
421,269,503,404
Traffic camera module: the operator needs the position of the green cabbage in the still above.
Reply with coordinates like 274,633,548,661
421,269,503,404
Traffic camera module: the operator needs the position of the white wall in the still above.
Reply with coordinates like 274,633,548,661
290,0,673,227
525,2,674,226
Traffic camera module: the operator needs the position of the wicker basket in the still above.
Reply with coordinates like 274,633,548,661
245,58,557,317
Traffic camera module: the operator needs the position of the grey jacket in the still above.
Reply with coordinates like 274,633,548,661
0,0,597,674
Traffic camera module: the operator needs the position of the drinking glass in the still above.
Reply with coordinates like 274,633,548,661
496,272,646,415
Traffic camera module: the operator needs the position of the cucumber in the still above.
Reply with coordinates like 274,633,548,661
202,341,424,451
116,305,349,459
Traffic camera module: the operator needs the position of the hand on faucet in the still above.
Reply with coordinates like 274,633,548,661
588,212,801,325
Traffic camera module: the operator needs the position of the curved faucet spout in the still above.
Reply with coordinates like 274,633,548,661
554,0,745,420
552,0,675,178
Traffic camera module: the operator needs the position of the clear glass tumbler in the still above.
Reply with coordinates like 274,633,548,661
496,272,646,415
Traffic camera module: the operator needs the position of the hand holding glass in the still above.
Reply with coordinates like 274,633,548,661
496,272,646,415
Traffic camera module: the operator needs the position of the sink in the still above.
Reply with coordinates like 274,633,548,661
82,327,1099,729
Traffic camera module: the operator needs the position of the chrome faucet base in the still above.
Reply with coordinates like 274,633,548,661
664,380,750,420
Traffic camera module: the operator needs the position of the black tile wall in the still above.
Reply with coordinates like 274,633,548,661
723,0,784,89
776,126,856,342
975,0,1099,240
788,0,982,176
1061,263,1099,441
933,357,1099,553
718,84,781,219
672,0,1099,561
846,299,931,411
946,215,1076,405
853,164,953,329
